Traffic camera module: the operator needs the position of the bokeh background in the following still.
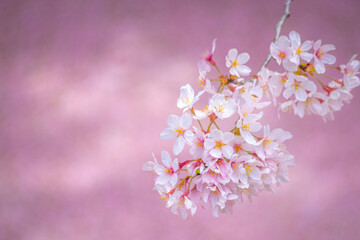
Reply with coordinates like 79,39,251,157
1,0,360,239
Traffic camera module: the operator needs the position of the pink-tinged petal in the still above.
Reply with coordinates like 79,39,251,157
160,128,175,140
237,52,250,64
229,67,239,77
227,48,238,61
154,164,165,175
172,158,179,171
161,150,172,168
169,174,178,187
143,161,155,171
277,35,290,49
222,145,234,159
211,39,217,54
295,102,305,118
294,75,307,82
263,124,270,136
173,137,185,155
180,112,192,129
223,132,235,144
210,129,222,140
295,88,308,101
250,168,261,180
250,122,262,132
240,129,256,145
314,59,325,74
289,31,301,47
313,40,321,50
283,87,294,99
239,173,248,185
236,65,251,76
210,148,222,158
303,80,317,93
322,54,336,64
184,130,194,143
270,43,281,64
156,174,170,185
309,99,324,114
301,40,313,51
300,52,313,62
329,90,341,100
283,59,298,72
204,138,215,150
167,115,179,128
321,44,336,52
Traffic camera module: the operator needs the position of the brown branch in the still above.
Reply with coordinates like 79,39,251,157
255,0,294,83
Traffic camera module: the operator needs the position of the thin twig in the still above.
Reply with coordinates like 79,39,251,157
255,0,294,83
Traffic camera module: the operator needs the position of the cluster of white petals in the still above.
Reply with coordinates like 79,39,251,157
144,31,359,219
267,31,360,120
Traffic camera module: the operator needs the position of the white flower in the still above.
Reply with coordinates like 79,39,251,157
204,129,234,159
313,40,336,74
143,152,179,187
268,72,289,105
209,94,236,119
341,54,360,91
225,49,251,77
160,113,194,155
241,85,271,109
255,125,292,159
177,84,202,112
294,92,327,118
270,36,298,71
289,31,313,64
189,127,206,159
283,74,316,101
236,111,263,145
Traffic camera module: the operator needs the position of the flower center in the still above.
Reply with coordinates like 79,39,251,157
232,60,238,67
263,138,271,146
242,123,250,131
215,104,225,113
279,51,286,59
174,127,184,137
215,140,225,149
245,165,254,174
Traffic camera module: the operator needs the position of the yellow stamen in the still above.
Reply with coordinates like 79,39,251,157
174,127,184,137
263,138,271,146
242,123,250,131
215,140,225,149
215,104,225,113
245,165,254,174
234,144,242,153
294,82,300,90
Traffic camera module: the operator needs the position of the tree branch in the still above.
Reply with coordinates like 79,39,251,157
257,0,294,77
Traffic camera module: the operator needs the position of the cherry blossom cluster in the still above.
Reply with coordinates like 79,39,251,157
143,32,359,219
263,31,360,120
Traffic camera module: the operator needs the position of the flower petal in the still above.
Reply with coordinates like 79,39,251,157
174,137,185,155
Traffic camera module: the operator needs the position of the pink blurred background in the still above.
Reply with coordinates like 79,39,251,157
0,0,360,239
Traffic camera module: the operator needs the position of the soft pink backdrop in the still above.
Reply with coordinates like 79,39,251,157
0,0,360,239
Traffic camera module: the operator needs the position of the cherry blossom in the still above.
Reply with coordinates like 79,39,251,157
313,40,336,74
160,113,194,155
144,29,359,219
204,129,234,159
177,84,202,112
225,49,251,77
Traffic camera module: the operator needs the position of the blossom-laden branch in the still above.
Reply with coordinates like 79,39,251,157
257,0,294,77
143,0,360,219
